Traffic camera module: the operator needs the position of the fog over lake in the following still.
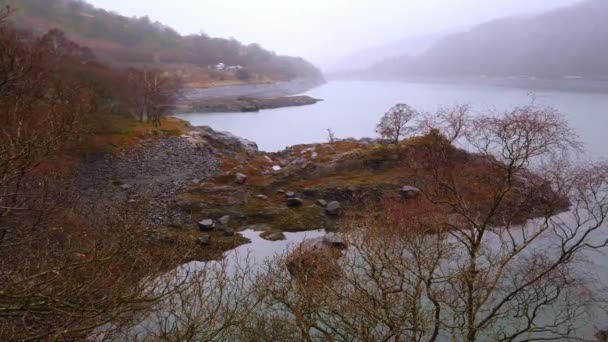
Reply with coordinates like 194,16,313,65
176,80,608,158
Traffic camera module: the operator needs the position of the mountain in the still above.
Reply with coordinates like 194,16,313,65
369,0,608,79
6,0,324,84
322,33,445,73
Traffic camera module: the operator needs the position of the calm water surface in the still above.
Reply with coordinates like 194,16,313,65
176,80,608,158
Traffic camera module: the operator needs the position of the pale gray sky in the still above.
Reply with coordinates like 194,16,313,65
87,0,583,69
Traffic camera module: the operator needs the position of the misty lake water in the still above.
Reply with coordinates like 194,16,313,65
176,80,608,158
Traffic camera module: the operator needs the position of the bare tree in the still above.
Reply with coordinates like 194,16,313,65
417,103,471,144
241,103,608,342
128,68,182,126
376,103,418,144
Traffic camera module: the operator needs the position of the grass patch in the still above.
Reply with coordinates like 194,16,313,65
82,116,189,153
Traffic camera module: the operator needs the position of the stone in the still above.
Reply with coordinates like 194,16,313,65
272,165,282,171
277,189,286,194
119,184,131,190
235,173,248,185
261,231,286,241
223,229,235,237
257,194,269,200
316,199,328,207
197,236,211,246
287,197,304,207
401,186,421,200
198,219,216,232
218,215,231,227
325,201,343,216
285,191,296,198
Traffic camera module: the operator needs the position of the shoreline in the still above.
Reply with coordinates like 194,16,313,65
177,78,325,114
181,78,325,101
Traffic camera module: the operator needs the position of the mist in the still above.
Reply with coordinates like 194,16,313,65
86,0,583,72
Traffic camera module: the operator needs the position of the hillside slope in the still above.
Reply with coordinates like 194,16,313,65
371,0,608,79
7,0,324,84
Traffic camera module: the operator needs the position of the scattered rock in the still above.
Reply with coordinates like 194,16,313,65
401,186,421,200
285,191,296,198
316,199,328,207
218,215,231,227
325,201,343,216
257,194,269,200
260,231,286,241
235,173,248,185
287,197,304,207
198,219,216,232
197,236,211,246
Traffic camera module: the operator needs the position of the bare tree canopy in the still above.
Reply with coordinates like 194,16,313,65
376,103,419,144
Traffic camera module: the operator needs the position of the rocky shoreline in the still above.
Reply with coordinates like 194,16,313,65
75,122,559,262
177,78,325,113
177,95,322,113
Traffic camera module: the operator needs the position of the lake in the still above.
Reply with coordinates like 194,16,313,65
176,80,608,158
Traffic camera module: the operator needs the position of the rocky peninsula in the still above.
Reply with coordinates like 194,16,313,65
177,78,324,113
76,120,562,262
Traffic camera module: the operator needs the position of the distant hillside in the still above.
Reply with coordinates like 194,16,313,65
6,0,324,84
369,0,608,79
322,33,444,73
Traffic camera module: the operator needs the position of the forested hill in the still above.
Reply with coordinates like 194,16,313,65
369,0,608,79
6,0,324,84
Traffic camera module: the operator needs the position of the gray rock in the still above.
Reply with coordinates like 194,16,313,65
277,189,286,194
198,219,216,232
235,173,248,185
197,236,211,246
401,186,421,199
261,231,286,241
257,194,269,200
223,229,235,237
287,197,304,207
119,184,131,190
325,201,343,216
316,199,328,207
285,191,296,198
218,215,231,227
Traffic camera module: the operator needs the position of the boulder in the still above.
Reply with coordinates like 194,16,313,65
260,231,286,241
235,173,248,185
197,236,211,246
198,219,216,232
287,197,304,207
401,186,421,200
325,201,343,216
218,215,231,227
285,191,296,199
316,199,328,207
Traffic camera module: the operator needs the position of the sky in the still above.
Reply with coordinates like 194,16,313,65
87,0,583,70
